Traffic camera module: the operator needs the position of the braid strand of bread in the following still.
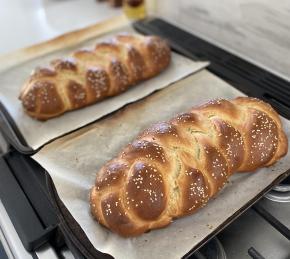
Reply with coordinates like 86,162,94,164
90,97,288,237
19,34,171,120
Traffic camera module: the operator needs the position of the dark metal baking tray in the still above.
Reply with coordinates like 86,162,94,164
44,17,290,258
133,17,290,120
1,19,290,155
1,17,290,258
45,169,289,259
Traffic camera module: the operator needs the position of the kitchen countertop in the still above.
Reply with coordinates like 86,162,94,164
0,1,289,258
0,0,121,55
156,0,290,81
2,0,290,81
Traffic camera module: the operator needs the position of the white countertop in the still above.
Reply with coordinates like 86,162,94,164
0,0,121,55
2,0,290,81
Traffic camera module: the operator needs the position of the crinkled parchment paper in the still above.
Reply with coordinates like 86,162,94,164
0,25,208,150
33,70,290,259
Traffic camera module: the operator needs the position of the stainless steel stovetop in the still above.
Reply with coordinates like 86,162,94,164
1,17,289,259
188,180,290,259
219,184,290,259
1,131,289,259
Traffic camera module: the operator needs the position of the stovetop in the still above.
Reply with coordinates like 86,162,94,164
132,17,290,259
0,13,290,259
184,179,290,259
220,187,290,259
1,148,289,259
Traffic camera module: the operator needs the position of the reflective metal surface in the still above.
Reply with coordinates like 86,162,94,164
265,189,290,203
220,195,290,259
265,180,290,203
189,238,227,259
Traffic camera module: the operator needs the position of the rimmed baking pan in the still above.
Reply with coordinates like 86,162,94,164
0,16,207,154
32,70,290,259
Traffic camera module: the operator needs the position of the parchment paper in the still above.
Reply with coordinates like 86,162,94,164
33,70,290,259
0,25,208,150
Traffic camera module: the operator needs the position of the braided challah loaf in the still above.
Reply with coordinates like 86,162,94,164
19,34,171,120
90,97,288,237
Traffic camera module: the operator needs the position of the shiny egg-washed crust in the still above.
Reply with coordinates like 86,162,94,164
19,34,171,120
90,97,288,237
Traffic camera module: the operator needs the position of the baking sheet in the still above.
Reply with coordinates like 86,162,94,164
33,70,290,259
0,25,208,150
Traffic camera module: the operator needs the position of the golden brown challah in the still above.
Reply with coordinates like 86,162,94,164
90,97,288,237
19,34,171,120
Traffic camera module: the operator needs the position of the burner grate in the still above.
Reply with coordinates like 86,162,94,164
187,237,227,259
248,247,266,259
252,203,290,240
246,202,290,258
